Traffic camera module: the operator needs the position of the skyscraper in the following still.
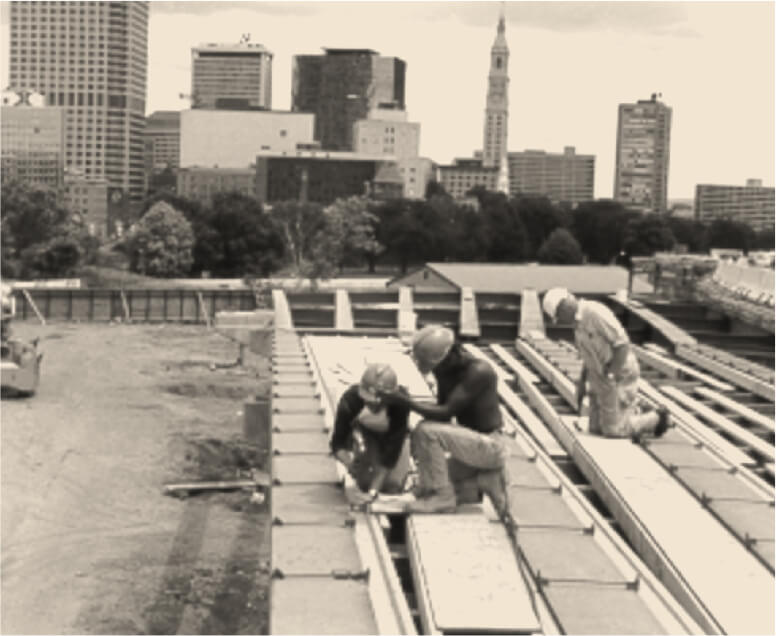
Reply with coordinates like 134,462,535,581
292,49,406,151
482,11,509,172
191,41,273,110
7,1,149,205
507,147,595,205
614,94,672,213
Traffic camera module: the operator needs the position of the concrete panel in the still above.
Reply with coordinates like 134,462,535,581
273,432,330,455
271,579,376,635
272,483,350,525
273,525,362,575
273,384,318,398
272,413,327,432
272,397,323,413
273,455,340,484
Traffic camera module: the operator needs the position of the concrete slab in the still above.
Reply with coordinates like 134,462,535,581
271,579,376,635
272,397,323,413
273,432,330,455
273,384,319,398
272,413,327,432
273,455,340,484
272,483,350,525
407,513,539,634
272,525,362,575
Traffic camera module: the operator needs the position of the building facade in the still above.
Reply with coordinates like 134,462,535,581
1,91,65,191
437,159,498,200
507,147,594,205
695,180,775,231
191,41,273,110
7,1,149,206
292,49,406,151
614,94,672,214
177,167,256,203
482,12,509,171
179,109,315,170
63,172,109,237
255,150,400,205
144,110,180,172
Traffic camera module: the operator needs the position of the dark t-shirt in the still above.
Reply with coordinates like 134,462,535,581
330,384,410,468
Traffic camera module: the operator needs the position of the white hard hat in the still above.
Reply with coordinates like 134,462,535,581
542,288,570,321
359,363,398,403
412,325,455,374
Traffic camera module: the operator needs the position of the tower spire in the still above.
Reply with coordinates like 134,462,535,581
482,3,510,190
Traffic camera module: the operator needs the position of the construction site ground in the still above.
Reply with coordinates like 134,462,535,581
1,323,272,635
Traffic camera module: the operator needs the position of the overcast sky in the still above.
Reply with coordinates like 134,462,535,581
1,1,773,199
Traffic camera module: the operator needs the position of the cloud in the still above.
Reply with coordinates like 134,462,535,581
151,1,319,18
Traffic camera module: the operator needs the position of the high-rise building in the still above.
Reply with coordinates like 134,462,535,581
483,11,509,171
1,90,65,191
507,147,595,205
191,41,273,110
437,159,498,199
695,180,775,231
292,49,406,151
614,94,672,213
7,1,149,207
63,173,109,237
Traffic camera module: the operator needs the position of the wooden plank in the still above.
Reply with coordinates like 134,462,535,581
632,345,680,379
518,288,546,339
660,385,775,463
272,289,294,330
196,291,211,328
119,289,131,322
694,386,774,433
575,433,774,635
406,513,540,634
634,345,734,392
516,339,577,408
677,345,775,402
397,286,416,341
609,295,697,347
490,344,540,384
335,289,354,331
21,289,46,325
459,286,480,337
637,380,756,469
462,343,513,383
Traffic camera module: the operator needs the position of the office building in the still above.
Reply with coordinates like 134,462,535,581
255,150,401,204
1,90,65,191
191,41,273,110
507,147,594,205
7,1,149,205
144,111,180,173
63,172,109,237
695,180,775,231
437,159,498,200
292,49,406,151
179,109,315,169
177,167,256,203
614,94,672,213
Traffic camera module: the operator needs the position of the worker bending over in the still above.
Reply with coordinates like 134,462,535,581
331,363,411,505
542,288,671,440
380,325,511,518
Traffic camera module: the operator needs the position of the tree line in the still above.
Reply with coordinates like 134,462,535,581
2,179,773,280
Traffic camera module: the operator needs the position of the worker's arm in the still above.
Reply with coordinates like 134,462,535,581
331,386,360,469
368,465,389,495
380,362,492,421
576,365,587,412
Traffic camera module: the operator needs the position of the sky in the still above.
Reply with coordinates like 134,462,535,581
0,1,774,200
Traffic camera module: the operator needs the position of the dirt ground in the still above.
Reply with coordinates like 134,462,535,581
2,322,272,635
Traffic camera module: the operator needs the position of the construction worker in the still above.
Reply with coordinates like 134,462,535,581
542,288,671,440
1,282,15,343
331,363,411,504
378,325,511,517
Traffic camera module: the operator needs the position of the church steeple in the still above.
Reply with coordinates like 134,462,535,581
482,4,510,184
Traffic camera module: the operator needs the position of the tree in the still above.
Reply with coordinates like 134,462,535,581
623,215,676,256
537,228,584,264
704,218,756,252
126,201,195,277
752,226,775,251
375,199,436,274
473,189,530,262
515,196,570,260
666,216,708,253
320,196,384,273
424,180,449,200
1,181,94,278
268,200,328,275
571,200,638,263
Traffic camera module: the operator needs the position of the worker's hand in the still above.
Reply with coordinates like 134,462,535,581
351,489,379,506
335,449,355,472
377,388,411,409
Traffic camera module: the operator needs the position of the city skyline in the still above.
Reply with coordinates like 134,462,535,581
1,1,773,200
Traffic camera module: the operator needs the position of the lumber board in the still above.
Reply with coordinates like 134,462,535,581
677,345,775,402
635,345,734,391
693,386,775,433
334,289,354,331
661,385,774,462
459,286,480,337
516,338,577,408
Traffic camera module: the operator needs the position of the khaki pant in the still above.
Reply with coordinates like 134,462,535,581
588,373,656,438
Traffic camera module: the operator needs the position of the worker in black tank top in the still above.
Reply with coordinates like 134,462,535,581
378,325,511,517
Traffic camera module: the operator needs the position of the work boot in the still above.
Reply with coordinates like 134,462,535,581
404,487,457,514
653,407,672,438
477,468,511,520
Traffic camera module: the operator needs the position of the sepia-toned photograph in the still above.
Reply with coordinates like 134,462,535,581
0,1,773,634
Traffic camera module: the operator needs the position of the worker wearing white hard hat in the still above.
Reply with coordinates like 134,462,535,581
542,288,671,440
331,363,411,504
378,324,512,520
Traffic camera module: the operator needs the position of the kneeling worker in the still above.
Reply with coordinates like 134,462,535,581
379,325,511,518
542,288,671,440
331,363,411,505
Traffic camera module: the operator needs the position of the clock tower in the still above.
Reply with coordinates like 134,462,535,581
482,8,509,178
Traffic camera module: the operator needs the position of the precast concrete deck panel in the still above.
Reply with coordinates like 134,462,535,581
271,578,377,635
272,396,323,413
271,413,327,432
272,525,362,575
272,455,340,484
271,483,351,526
272,431,331,455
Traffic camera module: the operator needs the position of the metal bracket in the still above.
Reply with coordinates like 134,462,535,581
536,570,639,591
272,568,370,581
